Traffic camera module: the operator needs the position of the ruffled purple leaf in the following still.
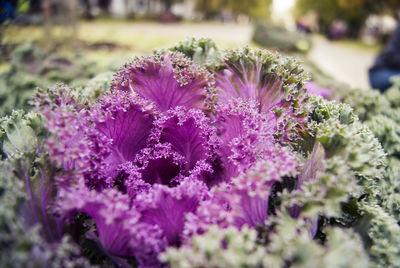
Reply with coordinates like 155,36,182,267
57,186,167,267
183,181,270,237
135,179,208,247
112,52,216,112
214,49,312,146
230,150,298,228
120,162,151,198
208,98,278,185
57,187,136,256
89,90,156,180
215,50,285,113
185,153,299,237
298,142,325,189
290,142,325,219
36,86,91,174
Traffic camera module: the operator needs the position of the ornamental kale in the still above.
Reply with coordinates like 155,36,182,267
334,79,400,267
0,39,391,267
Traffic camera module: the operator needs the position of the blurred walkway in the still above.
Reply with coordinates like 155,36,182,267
79,22,253,48
308,35,376,89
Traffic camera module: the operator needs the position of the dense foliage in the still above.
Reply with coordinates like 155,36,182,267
294,0,400,37
195,0,273,20
0,38,397,268
305,65,400,268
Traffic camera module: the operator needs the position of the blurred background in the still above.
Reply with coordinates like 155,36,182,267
1,0,399,115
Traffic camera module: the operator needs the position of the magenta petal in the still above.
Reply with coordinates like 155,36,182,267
112,52,216,112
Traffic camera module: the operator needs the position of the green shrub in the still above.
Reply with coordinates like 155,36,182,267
0,43,103,115
252,22,311,53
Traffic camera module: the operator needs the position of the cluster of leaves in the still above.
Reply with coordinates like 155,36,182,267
0,43,107,116
304,69,400,267
0,38,393,268
0,111,93,267
334,77,400,267
163,214,370,268
166,37,221,67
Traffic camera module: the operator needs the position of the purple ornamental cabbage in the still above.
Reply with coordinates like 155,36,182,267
36,50,307,267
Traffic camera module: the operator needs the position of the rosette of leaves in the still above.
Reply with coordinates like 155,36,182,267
0,39,391,268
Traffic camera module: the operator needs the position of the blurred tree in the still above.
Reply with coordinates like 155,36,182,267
41,0,52,46
160,0,183,12
28,0,42,13
196,0,223,19
294,0,400,37
226,0,272,19
81,0,93,20
196,0,272,20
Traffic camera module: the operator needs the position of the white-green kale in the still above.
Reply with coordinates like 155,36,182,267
357,204,400,268
163,215,370,268
0,110,92,268
161,225,268,268
309,96,386,192
168,37,222,67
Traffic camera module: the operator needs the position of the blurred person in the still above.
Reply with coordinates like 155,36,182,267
98,0,111,15
328,20,348,40
297,16,311,33
369,21,400,92
0,0,17,22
